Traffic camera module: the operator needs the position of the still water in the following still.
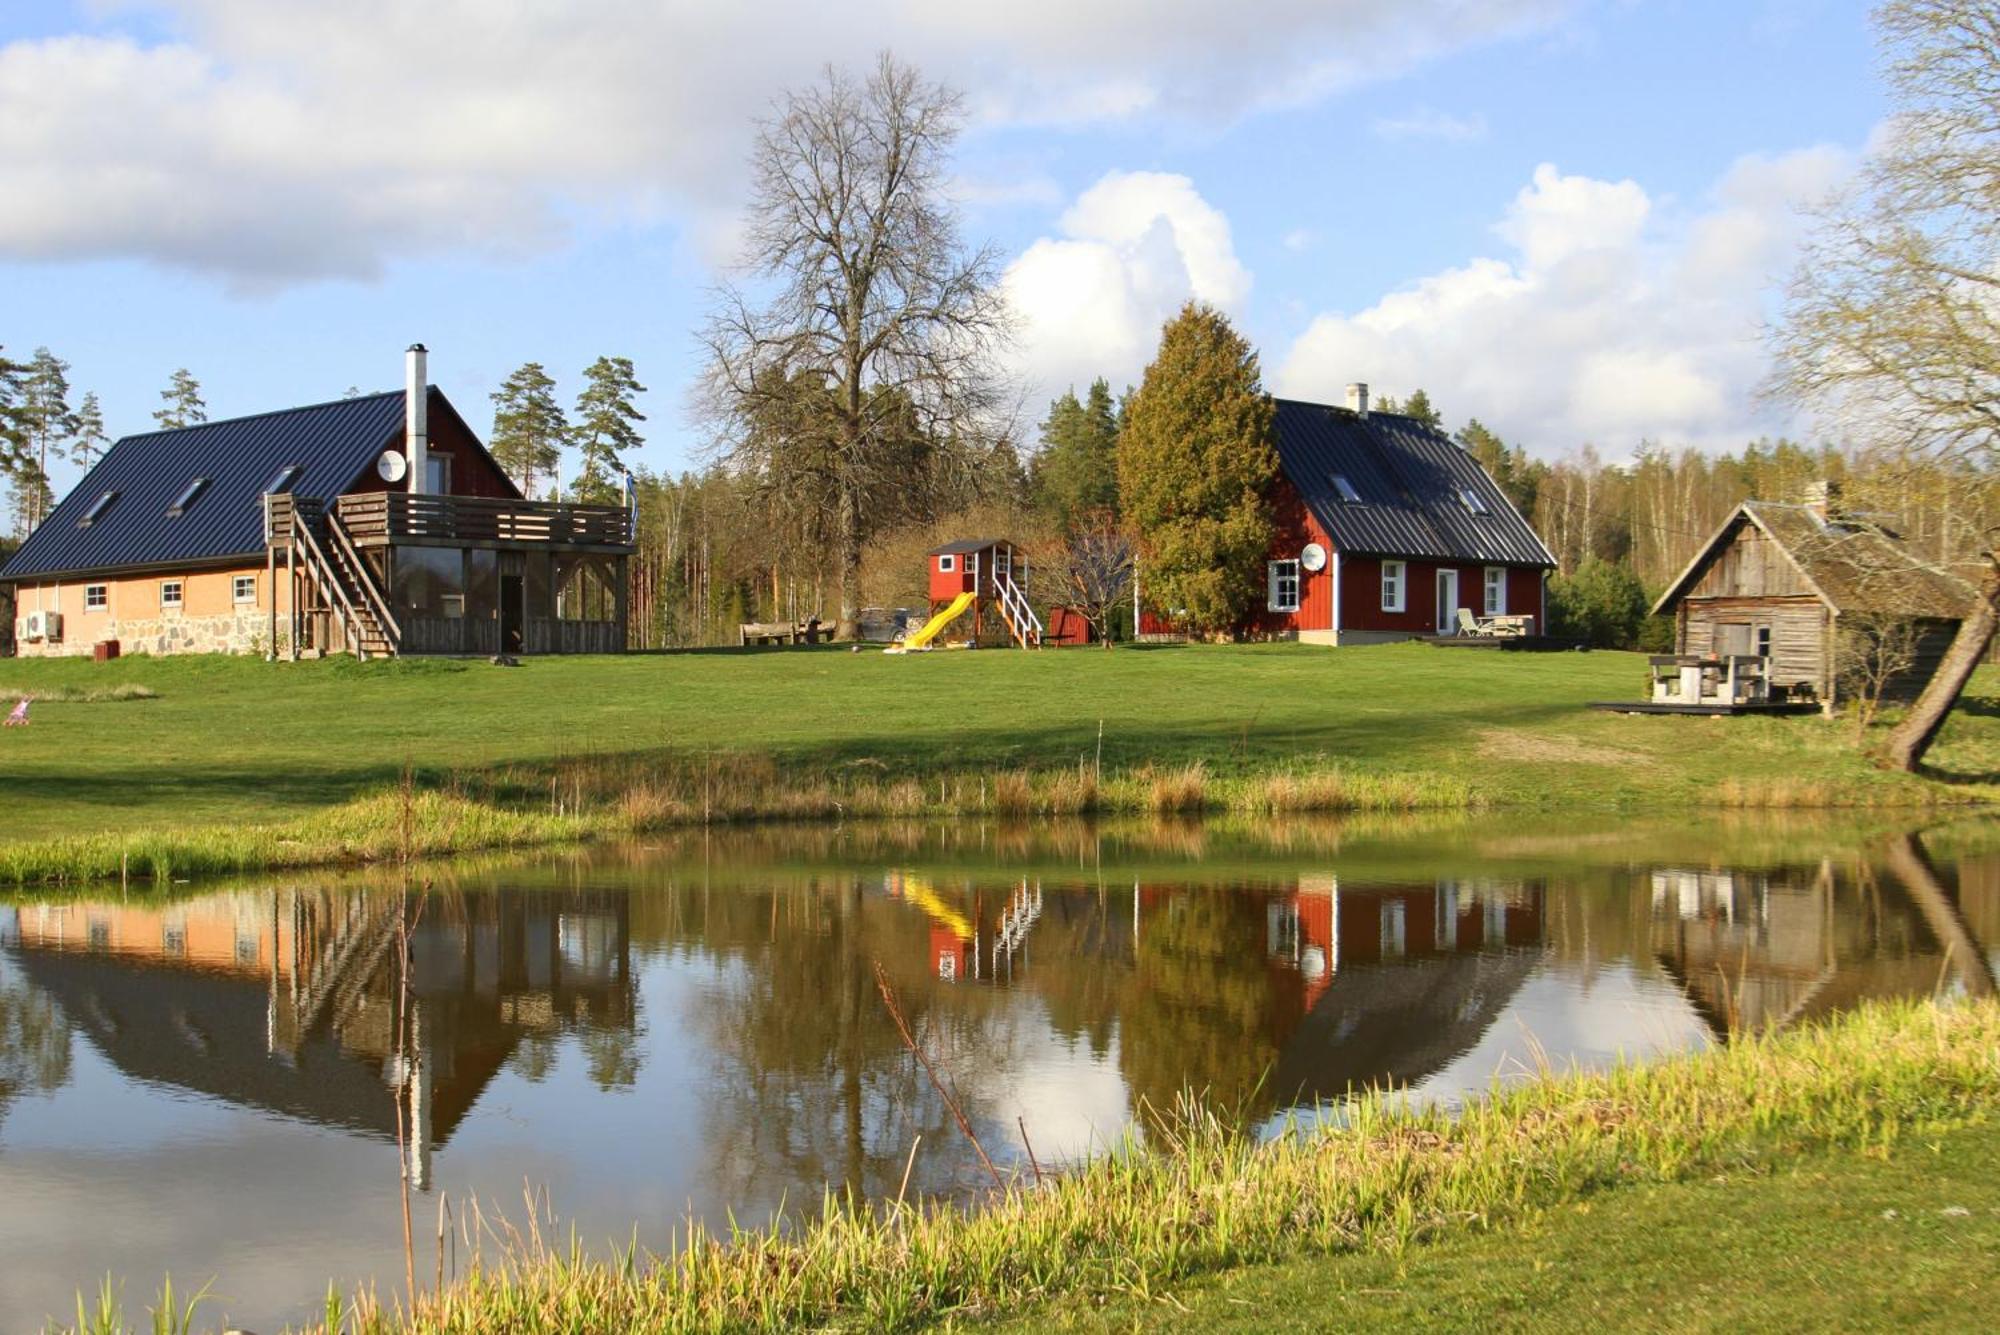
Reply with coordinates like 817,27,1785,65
2,815,1996,1331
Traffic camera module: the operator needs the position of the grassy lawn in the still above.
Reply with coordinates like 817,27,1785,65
0,640,1994,846
1005,1117,2000,1332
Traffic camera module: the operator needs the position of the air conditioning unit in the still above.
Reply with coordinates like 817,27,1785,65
23,610,61,643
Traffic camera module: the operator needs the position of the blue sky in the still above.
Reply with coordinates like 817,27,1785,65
1,1,1883,506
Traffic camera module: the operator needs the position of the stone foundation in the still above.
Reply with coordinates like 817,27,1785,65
15,611,275,658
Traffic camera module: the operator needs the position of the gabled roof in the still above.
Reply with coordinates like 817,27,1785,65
1270,400,1556,567
1651,501,1974,619
928,537,1011,556
1,388,494,582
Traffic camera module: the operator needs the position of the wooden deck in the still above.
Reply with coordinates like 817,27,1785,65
336,492,632,551
1421,634,1589,652
1587,699,1820,716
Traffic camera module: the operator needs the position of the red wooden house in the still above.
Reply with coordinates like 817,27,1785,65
1209,384,1555,643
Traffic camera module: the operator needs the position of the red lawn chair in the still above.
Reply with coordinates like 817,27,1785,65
4,698,30,726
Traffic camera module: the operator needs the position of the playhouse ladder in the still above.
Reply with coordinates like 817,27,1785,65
992,570,1043,649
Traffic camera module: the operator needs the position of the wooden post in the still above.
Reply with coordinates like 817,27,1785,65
266,543,277,660
615,556,629,652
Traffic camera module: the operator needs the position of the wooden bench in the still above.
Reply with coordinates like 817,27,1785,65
738,620,830,647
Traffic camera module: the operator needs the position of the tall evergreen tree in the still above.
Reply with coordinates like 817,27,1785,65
1030,376,1120,530
68,391,109,470
490,362,567,499
153,368,206,430
17,349,71,530
1401,388,1443,429
0,349,34,535
1117,302,1278,636
571,356,647,503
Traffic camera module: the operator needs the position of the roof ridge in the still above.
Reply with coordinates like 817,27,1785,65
114,388,404,444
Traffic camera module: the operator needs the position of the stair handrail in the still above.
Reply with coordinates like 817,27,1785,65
993,570,1043,648
291,502,369,657
325,510,401,645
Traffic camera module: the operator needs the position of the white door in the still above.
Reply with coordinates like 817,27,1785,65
1435,569,1459,634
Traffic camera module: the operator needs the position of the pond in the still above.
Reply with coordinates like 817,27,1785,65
2,814,1996,1331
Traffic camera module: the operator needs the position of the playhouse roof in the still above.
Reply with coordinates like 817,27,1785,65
928,537,1012,556
1270,399,1556,568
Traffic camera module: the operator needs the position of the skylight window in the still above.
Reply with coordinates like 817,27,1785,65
1331,474,1362,503
1460,488,1491,516
166,477,209,518
262,464,303,495
78,491,118,528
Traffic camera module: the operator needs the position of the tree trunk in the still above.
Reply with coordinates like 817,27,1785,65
835,480,862,641
1882,832,1996,998
1882,557,2000,772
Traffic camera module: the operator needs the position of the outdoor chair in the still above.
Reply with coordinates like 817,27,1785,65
1455,607,1486,637
4,698,30,726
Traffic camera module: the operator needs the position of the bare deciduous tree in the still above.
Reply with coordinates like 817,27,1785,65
1771,0,2000,770
1036,514,1135,648
699,54,1012,640
1836,610,1922,737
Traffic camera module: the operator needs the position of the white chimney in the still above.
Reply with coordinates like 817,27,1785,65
1346,382,1369,417
406,343,429,495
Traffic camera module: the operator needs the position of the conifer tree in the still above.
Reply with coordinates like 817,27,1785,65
153,368,206,430
1030,376,1120,531
490,362,567,499
1401,387,1443,429
18,348,71,530
0,348,34,533
1116,302,1278,636
571,356,646,503
68,391,109,470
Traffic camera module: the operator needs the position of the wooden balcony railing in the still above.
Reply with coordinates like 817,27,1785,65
334,492,633,549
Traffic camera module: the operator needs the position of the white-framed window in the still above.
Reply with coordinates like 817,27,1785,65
233,575,257,605
165,477,209,518
1330,474,1362,503
426,455,451,494
79,491,118,528
84,584,108,612
1380,560,1406,613
1460,487,1491,516
1267,559,1300,613
160,580,183,609
938,553,957,573
1484,566,1506,616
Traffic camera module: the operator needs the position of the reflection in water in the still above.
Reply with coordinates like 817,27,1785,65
0,821,1994,1332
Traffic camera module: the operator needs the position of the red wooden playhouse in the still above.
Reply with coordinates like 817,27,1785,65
904,538,1043,650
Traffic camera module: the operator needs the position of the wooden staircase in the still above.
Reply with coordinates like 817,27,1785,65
291,498,401,658
993,570,1043,649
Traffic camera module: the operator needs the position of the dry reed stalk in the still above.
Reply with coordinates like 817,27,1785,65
872,961,1004,1189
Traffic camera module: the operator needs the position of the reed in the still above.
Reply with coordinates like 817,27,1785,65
1146,761,1209,814
233,996,1993,1335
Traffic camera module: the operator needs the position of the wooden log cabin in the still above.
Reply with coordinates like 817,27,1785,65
1650,490,1972,710
3,346,634,659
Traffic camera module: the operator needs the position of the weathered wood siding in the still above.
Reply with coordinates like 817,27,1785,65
1878,618,1960,703
1685,521,1816,599
1681,596,1828,695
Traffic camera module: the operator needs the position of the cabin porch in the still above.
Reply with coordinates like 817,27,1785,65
264,492,634,659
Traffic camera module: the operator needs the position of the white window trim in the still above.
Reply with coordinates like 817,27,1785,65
1267,559,1300,614
1381,560,1406,613
1484,566,1506,616
160,580,183,610
233,575,258,605
84,584,108,612
937,553,956,573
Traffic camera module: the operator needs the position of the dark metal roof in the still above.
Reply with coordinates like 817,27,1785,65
2,390,418,582
1271,399,1556,567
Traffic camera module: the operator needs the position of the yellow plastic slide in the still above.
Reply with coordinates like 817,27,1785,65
886,591,975,653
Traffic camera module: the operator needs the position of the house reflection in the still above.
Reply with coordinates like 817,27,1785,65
5,887,634,1181
1649,859,1978,1034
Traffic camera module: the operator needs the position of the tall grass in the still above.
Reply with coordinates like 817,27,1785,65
241,998,1997,1334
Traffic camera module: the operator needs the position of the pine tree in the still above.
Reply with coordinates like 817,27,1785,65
18,348,71,530
1030,377,1121,531
1116,302,1278,636
571,356,646,503
1402,388,1443,429
68,391,109,470
490,362,567,499
154,368,206,430
0,348,35,537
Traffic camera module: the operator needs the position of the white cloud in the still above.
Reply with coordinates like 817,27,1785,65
1002,170,1250,410
0,0,1570,285
1276,149,1854,453
1283,228,1317,253
1370,106,1490,143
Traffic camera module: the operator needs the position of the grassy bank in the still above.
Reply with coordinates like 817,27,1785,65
1,644,1997,883
101,997,1963,1333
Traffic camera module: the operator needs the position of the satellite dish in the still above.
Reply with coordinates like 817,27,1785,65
376,450,408,483
1300,542,1328,573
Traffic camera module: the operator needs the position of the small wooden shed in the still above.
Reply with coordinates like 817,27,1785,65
926,538,1042,648
1650,499,1972,709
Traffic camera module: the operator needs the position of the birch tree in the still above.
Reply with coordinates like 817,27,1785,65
699,54,1012,640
